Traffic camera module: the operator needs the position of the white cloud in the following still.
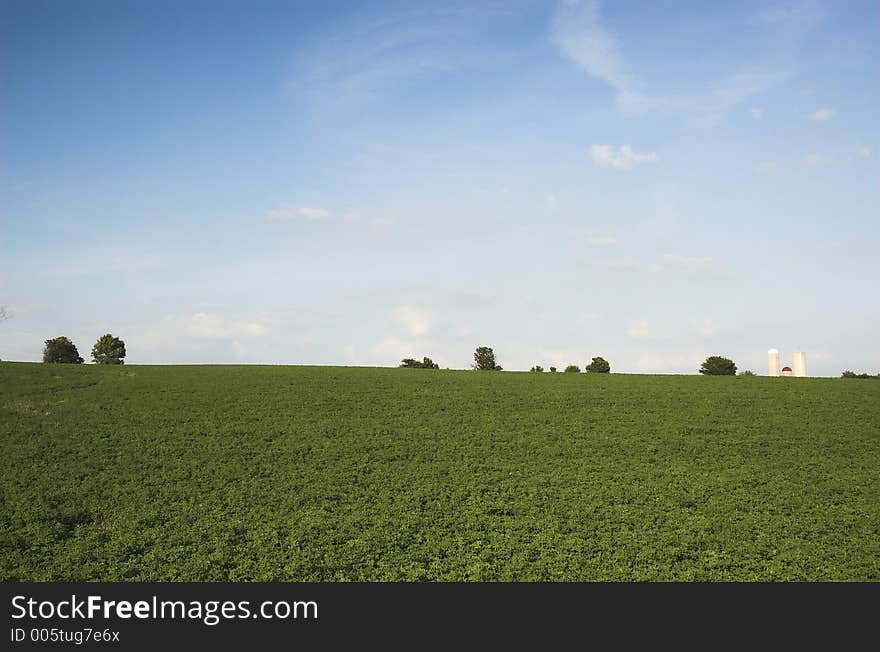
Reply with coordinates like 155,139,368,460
267,207,332,221
551,0,660,114
577,311,604,323
650,254,730,278
590,256,644,271
583,232,617,246
851,145,871,160
750,107,763,119
808,108,834,121
632,351,703,374
0,302,40,317
553,1,822,121
626,320,653,340
754,160,780,173
389,305,432,336
689,316,734,338
590,253,730,279
591,144,658,170
805,153,829,168
368,217,395,227
545,194,558,213
182,312,270,339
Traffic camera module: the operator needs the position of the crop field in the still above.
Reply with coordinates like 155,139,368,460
1,361,878,581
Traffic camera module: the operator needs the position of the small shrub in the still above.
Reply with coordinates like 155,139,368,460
400,357,439,369
549,367,557,373
739,370,756,377
841,370,878,379
564,364,581,373
530,365,544,373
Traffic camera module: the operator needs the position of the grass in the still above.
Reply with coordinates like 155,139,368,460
1,361,878,581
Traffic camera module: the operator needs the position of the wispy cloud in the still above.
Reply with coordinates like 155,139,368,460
591,144,658,170
267,207,332,221
583,232,617,246
689,316,735,338
551,0,656,113
649,254,731,278
266,206,395,230
851,145,871,160
805,152,830,167
591,254,731,278
754,159,781,173
389,305,432,336
808,107,834,121
591,256,644,271
552,0,824,121
626,320,655,340
750,107,764,119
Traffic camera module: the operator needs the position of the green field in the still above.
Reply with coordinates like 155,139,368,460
1,361,878,581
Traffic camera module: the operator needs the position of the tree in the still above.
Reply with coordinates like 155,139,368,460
585,356,610,373
530,365,544,373
699,355,737,376
564,364,581,373
549,367,557,373
43,337,83,364
400,356,439,369
738,370,756,377
92,333,126,364
473,346,502,371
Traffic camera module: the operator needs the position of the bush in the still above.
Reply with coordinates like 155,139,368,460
473,346,502,371
43,337,83,364
530,365,544,373
400,357,439,369
585,356,610,373
564,364,581,373
738,370,756,377
841,370,878,379
92,333,126,365
699,356,737,376
549,367,557,373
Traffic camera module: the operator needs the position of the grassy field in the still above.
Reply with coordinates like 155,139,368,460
1,361,878,581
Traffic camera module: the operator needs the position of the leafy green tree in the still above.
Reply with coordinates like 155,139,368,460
92,333,126,364
473,346,502,371
699,355,737,376
530,365,544,373
549,366,557,373
43,336,83,364
738,370,756,377
564,364,581,373
585,356,610,373
400,357,439,369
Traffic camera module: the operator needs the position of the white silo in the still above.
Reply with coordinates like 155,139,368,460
792,351,807,377
768,349,780,376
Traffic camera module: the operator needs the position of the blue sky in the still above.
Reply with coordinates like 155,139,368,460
2,0,878,375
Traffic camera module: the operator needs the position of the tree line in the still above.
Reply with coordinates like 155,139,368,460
400,347,613,373
41,334,126,365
